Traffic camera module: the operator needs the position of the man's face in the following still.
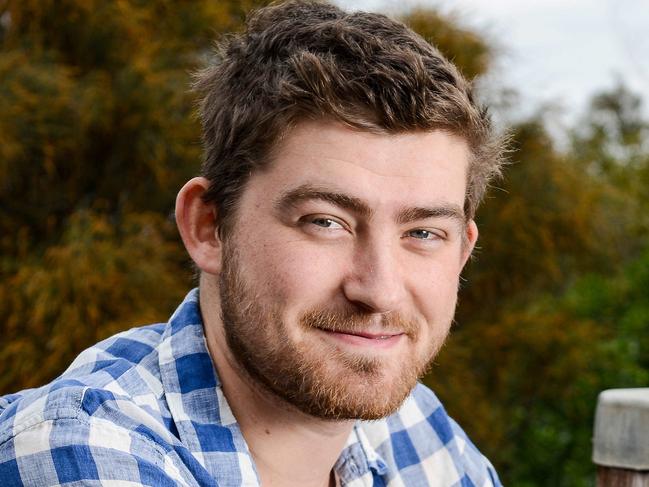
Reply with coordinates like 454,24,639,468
217,121,474,420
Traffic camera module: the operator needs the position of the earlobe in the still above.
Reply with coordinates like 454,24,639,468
175,177,223,275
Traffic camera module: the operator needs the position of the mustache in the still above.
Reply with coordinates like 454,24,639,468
300,306,419,339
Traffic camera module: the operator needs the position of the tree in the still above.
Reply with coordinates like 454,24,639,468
401,8,492,80
0,0,270,394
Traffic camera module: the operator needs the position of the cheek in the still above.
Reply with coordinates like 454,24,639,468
246,240,350,305
411,258,462,321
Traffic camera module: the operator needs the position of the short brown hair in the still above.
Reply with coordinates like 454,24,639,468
194,0,506,235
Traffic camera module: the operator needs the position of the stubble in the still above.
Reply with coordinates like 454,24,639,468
218,242,445,420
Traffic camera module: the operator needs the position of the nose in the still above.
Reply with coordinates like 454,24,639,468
341,240,407,314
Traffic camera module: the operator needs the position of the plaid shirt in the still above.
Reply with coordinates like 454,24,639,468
0,289,501,486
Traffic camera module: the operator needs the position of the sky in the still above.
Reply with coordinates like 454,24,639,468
334,0,649,124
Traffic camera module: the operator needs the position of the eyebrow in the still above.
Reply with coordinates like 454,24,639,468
274,183,466,225
395,205,466,226
274,184,373,218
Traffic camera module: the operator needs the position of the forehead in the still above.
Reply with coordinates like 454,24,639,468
248,121,470,210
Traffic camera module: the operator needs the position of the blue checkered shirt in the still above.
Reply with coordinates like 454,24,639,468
0,289,501,486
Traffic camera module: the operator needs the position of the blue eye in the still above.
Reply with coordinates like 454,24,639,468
408,229,441,240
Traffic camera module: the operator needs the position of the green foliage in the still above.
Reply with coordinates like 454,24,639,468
433,247,649,485
570,83,649,252
459,119,614,314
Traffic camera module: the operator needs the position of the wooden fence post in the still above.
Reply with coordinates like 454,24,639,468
593,388,649,487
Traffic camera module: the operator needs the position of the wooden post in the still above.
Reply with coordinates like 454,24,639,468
593,388,649,487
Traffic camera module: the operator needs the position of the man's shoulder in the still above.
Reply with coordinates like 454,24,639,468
65,322,167,380
0,324,195,485
358,383,502,486
0,323,172,445
0,380,188,485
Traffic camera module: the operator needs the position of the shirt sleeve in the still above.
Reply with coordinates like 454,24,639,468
0,416,193,486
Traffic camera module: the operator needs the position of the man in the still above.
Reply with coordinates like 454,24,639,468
0,1,506,485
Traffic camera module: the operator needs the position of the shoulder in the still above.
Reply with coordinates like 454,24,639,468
0,323,171,442
63,323,166,381
0,325,193,486
359,383,502,487
0,383,189,485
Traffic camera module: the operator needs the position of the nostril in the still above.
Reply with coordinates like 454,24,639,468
341,276,404,315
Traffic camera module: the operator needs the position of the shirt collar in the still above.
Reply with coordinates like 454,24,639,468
158,289,260,485
335,423,389,485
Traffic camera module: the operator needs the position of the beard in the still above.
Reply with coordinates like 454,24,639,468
218,243,447,421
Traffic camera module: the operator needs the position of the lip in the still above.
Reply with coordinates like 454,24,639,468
318,329,405,350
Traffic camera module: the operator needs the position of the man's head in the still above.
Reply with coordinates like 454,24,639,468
177,1,506,421
193,0,504,238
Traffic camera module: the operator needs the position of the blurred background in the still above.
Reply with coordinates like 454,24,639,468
1,1,647,485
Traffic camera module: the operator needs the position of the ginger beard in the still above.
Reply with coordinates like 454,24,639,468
218,243,451,420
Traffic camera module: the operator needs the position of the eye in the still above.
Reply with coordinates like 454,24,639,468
310,217,343,229
298,215,349,236
405,229,444,241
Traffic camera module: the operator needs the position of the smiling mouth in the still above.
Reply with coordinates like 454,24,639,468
317,328,405,349
339,330,401,339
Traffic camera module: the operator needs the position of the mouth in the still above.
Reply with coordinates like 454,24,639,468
317,328,405,350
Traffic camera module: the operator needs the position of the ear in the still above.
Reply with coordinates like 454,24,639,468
460,219,479,268
175,177,223,275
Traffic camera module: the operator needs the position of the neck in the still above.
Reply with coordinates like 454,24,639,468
200,278,352,487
